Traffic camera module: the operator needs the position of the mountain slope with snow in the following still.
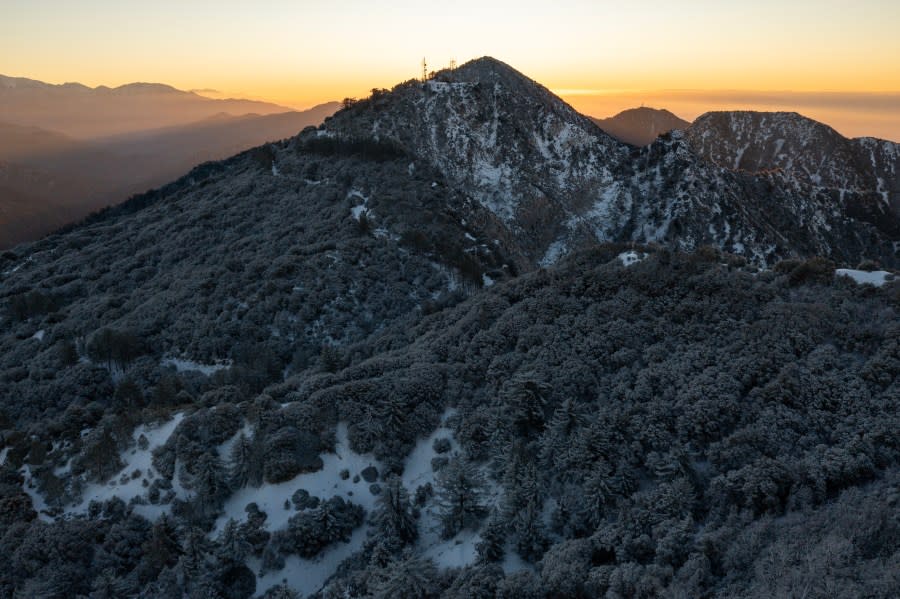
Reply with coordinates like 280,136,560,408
685,111,900,238
322,59,898,267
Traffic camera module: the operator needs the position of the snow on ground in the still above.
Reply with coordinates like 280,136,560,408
31,329,45,341
540,239,569,267
424,528,481,568
59,413,186,520
20,465,53,522
257,526,369,597
161,357,231,376
350,204,368,220
399,409,493,570
216,423,382,534
215,422,383,596
482,273,495,287
401,409,458,492
0,447,8,466
836,269,895,287
271,162,279,176
348,189,370,221
618,250,648,267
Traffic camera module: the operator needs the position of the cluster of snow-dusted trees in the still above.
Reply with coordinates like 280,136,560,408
1,242,898,597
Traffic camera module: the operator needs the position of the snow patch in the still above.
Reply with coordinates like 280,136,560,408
835,269,894,287
348,189,370,221
162,357,231,376
618,250,648,267
256,527,369,597
31,329,45,341
219,422,383,531
540,239,569,267
74,413,185,519
218,422,383,596
482,273,495,287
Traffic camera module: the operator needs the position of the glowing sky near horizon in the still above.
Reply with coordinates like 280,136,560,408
2,0,900,138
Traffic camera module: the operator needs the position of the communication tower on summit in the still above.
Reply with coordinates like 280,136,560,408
449,58,457,71
422,57,428,82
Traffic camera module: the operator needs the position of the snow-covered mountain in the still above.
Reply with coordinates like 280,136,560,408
685,111,900,237
322,58,899,267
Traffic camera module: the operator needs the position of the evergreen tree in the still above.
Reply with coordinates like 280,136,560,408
89,569,129,599
371,476,418,548
500,371,550,437
539,398,584,473
513,499,549,562
262,583,301,599
179,527,213,584
436,457,487,538
218,518,252,562
140,515,182,582
476,511,506,563
193,451,227,519
228,432,258,490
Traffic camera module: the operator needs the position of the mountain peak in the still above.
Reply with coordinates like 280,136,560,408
451,56,526,81
321,57,621,259
593,106,691,146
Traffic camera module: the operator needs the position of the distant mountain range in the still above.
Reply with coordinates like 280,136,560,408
0,74,296,138
0,74,340,248
592,106,691,146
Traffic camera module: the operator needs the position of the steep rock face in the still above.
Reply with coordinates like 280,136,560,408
592,107,691,146
685,111,900,238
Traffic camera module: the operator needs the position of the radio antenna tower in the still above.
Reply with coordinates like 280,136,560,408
449,58,457,71
422,57,428,82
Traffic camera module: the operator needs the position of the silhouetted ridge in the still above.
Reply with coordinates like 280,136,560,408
593,107,691,146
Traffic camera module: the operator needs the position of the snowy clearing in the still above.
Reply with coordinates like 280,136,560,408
65,413,185,519
215,422,382,596
835,269,895,287
216,422,383,534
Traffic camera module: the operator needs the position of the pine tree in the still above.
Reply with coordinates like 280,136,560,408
513,499,548,562
371,476,418,548
436,457,487,538
500,371,550,437
228,432,262,489
180,527,213,583
218,518,252,562
539,398,584,473
582,462,615,529
89,569,129,599
140,514,182,581
476,511,506,563
263,583,301,599
376,394,408,436
193,451,227,519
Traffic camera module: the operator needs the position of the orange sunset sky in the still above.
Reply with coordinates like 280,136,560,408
3,0,900,140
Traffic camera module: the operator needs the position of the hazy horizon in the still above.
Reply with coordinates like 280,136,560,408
4,69,899,143
3,0,899,140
